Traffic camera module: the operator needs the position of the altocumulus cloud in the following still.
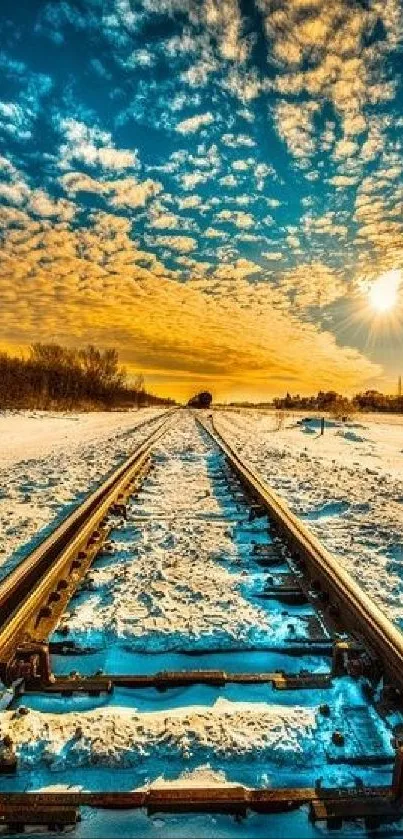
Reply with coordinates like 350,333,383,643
0,0,402,397
0,207,380,399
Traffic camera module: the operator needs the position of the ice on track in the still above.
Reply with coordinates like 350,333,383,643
216,410,403,629
0,408,166,578
0,700,318,772
60,413,300,651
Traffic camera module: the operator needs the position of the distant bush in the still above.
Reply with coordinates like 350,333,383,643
272,389,403,415
0,344,174,411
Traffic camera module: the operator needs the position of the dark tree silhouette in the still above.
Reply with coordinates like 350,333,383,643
0,344,174,411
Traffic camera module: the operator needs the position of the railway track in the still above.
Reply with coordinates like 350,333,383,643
0,409,403,836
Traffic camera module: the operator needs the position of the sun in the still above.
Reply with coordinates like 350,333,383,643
368,269,401,314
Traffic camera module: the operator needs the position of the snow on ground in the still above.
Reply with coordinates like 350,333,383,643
60,412,292,652
0,699,318,772
215,409,403,629
139,766,244,789
0,408,167,578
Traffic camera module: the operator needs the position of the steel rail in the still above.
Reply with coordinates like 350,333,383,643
0,409,177,675
197,413,403,693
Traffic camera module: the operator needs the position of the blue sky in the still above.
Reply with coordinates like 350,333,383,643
0,0,402,400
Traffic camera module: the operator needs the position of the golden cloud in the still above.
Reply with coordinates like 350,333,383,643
0,209,381,400
260,0,402,152
61,172,162,208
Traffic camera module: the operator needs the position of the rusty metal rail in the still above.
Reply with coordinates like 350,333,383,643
0,409,177,682
0,785,398,824
197,413,403,695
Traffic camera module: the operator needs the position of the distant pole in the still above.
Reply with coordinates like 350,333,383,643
321,417,325,435
399,376,402,398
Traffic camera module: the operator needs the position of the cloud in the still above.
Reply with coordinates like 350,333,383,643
127,49,155,67
1,0,400,399
333,138,358,160
219,174,237,186
152,235,197,253
28,190,76,221
203,0,250,63
0,158,76,221
221,133,256,148
273,100,319,160
213,259,261,280
176,112,214,134
0,53,52,141
59,118,138,171
259,0,402,143
61,172,162,208
232,159,253,171
277,262,346,309
222,67,263,101
303,211,348,239
0,102,32,141
147,201,195,231
204,227,226,238
177,195,203,209
328,174,358,188
35,1,92,42
262,251,283,261
216,209,255,228
0,210,379,399
180,172,210,190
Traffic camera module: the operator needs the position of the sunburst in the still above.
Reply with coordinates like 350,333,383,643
368,269,401,314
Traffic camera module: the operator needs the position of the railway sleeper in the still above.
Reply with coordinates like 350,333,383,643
0,787,400,825
0,805,80,831
256,590,308,605
24,670,332,693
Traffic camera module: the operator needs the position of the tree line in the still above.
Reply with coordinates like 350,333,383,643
0,344,174,411
272,389,403,414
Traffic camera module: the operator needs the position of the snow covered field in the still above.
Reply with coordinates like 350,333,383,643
216,409,403,630
0,408,167,578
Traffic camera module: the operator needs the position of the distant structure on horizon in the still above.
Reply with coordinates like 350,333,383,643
187,391,213,409
399,376,402,398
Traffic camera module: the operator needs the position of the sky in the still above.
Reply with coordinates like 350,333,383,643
0,0,402,402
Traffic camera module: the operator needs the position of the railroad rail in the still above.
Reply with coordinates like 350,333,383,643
0,408,403,834
198,413,403,697
0,409,177,683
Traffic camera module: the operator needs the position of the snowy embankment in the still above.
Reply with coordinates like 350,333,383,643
216,410,403,628
0,408,166,577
